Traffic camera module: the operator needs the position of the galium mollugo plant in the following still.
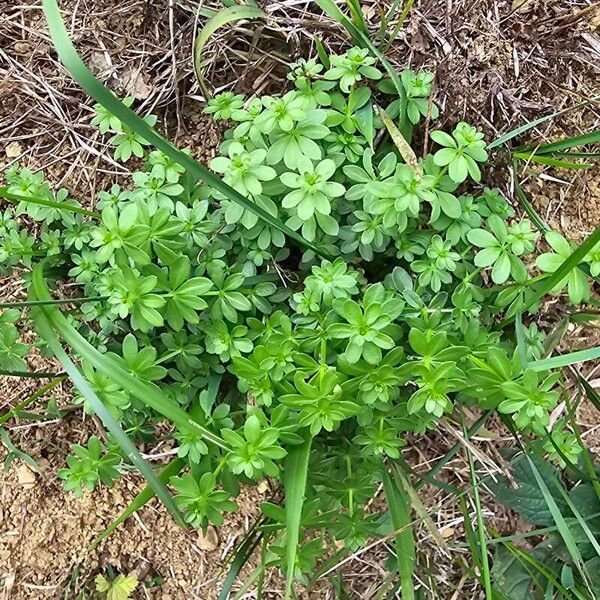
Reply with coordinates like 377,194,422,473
1,45,595,589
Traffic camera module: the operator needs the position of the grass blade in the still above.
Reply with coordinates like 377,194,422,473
0,296,106,309
0,376,66,425
30,260,229,451
313,0,409,136
41,0,328,258
283,430,312,599
218,517,267,600
462,416,493,599
0,187,100,218
382,463,415,600
193,5,266,97
0,368,63,378
527,130,600,156
487,98,598,149
512,157,550,232
522,453,594,594
89,457,186,549
513,152,592,170
527,346,600,372
32,307,186,527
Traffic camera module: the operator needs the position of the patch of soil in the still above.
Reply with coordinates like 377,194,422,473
0,412,270,599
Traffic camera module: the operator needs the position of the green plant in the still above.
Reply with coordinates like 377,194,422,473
490,453,600,599
3,5,599,597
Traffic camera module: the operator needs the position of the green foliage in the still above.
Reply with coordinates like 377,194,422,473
490,453,600,599
58,436,121,498
95,572,138,600
4,37,598,597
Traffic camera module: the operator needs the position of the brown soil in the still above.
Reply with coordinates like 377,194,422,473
1,0,599,598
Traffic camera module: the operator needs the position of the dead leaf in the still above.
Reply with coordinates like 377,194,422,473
197,525,219,551
122,69,152,100
6,142,22,158
17,463,36,489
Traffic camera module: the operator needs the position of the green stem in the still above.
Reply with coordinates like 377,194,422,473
0,375,66,425
0,368,65,378
0,295,106,309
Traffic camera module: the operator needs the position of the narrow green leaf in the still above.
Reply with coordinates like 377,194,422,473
41,0,328,258
523,453,589,586
512,158,550,232
193,5,266,97
32,308,186,527
382,464,415,600
579,375,600,413
0,368,64,378
527,346,600,372
218,518,267,600
0,187,100,218
345,0,368,34
89,457,186,550
314,37,331,69
355,98,374,149
313,0,409,136
488,98,598,149
513,153,591,170
0,376,66,425
30,261,229,451
531,130,600,155
463,415,493,599
0,296,106,309
283,430,312,599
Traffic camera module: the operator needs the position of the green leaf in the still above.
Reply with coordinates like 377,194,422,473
355,98,374,149
41,0,329,259
488,97,598,149
95,573,138,600
488,453,567,526
382,464,415,600
528,346,600,372
31,307,186,526
193,5,266,97
283,430,312,599
29,261,229,452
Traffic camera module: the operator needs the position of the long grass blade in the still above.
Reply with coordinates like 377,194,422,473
522,453,590,588
512,157,550,232
193,5,266,97
41,0,328,258
462,416,493,599
0,375,66,425
382,463,415,600
89,457,186,549
218,517,267,600
488,98,598,149
30,261,229,451
526,130,600,156
32,308,186,527
527,346,600,372
283,431,312,599
0,187,100,218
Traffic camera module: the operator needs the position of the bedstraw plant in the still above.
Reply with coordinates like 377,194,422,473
2,41,598,597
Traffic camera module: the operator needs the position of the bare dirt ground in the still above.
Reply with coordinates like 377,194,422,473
1,0,599,598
